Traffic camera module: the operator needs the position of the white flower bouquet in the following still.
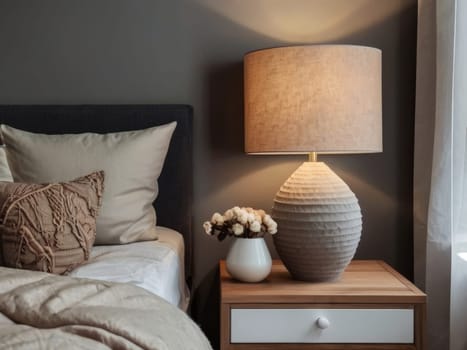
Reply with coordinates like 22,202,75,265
203,206,278,241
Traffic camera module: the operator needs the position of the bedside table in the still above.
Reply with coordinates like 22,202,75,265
220,260,426,350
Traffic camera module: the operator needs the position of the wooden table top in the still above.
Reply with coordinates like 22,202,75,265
220,260,426,304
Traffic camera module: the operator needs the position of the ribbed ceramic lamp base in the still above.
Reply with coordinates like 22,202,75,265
272,162,362,282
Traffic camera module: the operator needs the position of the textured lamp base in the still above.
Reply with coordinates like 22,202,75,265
272,162,362,281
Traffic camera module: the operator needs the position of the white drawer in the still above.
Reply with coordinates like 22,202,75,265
230,308,414,344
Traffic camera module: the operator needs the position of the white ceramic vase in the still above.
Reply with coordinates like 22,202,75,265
226,237,272,282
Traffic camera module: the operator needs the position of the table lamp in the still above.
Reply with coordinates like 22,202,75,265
244,45,382,281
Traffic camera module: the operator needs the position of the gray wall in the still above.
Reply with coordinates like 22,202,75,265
0,0,417,347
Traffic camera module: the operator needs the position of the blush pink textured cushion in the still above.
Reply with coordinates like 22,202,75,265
0,171,104,274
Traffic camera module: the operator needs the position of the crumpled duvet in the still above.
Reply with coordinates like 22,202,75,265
0,267,212,350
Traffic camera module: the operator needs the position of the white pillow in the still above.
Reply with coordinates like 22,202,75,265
0,147,13,182
0,123,176,244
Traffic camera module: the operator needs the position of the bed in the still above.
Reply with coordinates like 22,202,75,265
0,105,210,350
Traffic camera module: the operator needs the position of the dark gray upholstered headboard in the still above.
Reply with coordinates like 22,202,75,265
0,105,193,280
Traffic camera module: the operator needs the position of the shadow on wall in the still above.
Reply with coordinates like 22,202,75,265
206,61,244,159
189,1,417,349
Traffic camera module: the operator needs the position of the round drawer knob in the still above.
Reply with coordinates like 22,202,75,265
316,317,330,329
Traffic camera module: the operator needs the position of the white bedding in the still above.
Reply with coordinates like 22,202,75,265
69,226,189,310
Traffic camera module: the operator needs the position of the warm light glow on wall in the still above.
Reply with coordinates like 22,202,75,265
195,0,412,42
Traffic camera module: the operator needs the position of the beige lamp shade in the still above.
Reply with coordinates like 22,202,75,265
244,45,382,154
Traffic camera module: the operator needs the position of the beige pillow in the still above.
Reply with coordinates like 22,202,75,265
0,171,104,274
0,122,176,244
0,147,13,182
